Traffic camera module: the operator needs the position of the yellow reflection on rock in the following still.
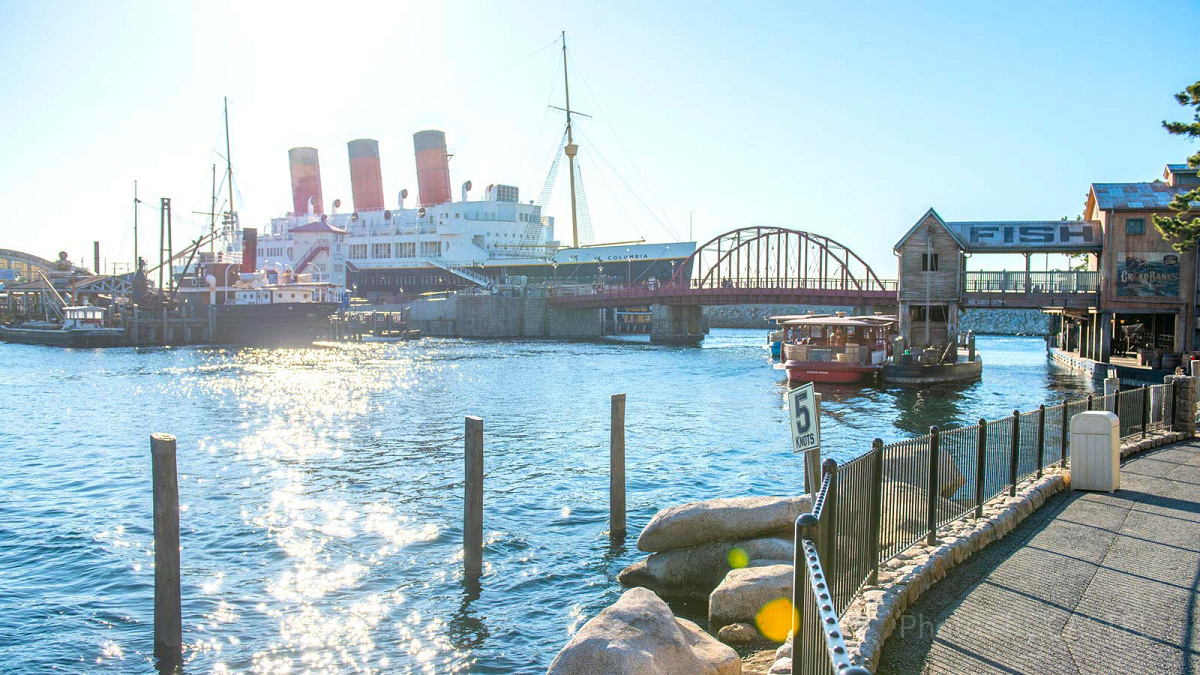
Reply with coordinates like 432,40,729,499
755,597,798,643
727,547,749,569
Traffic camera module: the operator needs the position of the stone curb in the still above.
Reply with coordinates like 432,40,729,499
757,428,1191,675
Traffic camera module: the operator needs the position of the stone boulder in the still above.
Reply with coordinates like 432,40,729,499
717,622,763,646
618,536,794,599
882,445,967,498
546,587,741,675
637,496,811,553
708,564,793,635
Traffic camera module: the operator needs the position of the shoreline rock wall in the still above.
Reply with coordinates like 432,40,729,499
958,308,1051,336
703,305,856,329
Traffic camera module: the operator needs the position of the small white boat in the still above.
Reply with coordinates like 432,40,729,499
0,306,124,347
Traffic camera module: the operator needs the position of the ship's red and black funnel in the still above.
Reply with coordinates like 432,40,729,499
241,228,257,273
288,147,324,215
347,139,385,212
413,130,452,206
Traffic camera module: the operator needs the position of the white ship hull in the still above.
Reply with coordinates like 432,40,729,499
346,241,694,298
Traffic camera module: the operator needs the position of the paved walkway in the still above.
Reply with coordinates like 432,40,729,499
876,440,1200,675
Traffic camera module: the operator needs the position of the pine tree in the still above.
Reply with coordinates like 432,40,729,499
1153,80,1200,252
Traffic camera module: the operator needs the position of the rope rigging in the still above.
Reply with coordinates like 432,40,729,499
572,158,594,247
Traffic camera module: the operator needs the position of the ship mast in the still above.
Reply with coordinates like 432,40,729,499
223,96,236,248
133,180,139,270
209,163,217,255
561,31,580,249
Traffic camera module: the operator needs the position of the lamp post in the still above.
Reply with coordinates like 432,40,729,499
552,261,558,285
597,265,604,285
626,247,632,285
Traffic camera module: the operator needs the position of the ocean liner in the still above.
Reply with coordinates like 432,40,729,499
255,34,694,301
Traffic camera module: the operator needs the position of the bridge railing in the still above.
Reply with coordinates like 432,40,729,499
791,381,1177,672
545,277,901,301
686,277,898,292
964,270,1099,294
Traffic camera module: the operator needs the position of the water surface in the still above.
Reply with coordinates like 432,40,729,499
0,331,1093,674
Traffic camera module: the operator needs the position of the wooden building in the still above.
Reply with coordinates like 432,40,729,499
1075,163,1200,360
892,162,1199,367
893,209,965,350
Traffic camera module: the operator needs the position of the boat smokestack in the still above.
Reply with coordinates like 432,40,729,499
461,180,472,202
288,147,324,215
241,228,257,273
413,130,452,206
347,139,385,212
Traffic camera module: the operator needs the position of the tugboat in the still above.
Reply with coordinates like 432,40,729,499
0,305,124,347
175,228,342,346
778,314,895,383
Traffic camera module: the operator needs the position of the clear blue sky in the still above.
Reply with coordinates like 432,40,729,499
1,0,1197,275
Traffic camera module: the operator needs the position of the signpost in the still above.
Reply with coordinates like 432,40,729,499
788,382,822,494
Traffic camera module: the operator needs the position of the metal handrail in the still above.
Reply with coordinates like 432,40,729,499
792,459,869,675
963,270,1099,294
791,380,1180,670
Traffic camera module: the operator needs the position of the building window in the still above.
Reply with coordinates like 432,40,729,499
921,253,939,271
1126,218,1145,235
910,305,949,322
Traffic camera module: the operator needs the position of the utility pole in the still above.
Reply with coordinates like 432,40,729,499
159,198,173,293
562,32,579,249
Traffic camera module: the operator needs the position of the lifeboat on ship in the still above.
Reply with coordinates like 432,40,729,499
779,314,897,384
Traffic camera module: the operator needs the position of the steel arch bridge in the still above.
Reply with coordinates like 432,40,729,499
548,226,897,309
667,226,891,292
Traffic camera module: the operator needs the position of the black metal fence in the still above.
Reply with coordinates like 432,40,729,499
790,381,1177,673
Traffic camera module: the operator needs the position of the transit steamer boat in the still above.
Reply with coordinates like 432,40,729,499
780,315,896,384
764,314,829,360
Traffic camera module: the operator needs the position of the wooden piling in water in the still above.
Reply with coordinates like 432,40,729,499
610,393,627,538
150,433,182,670
464,416,484,579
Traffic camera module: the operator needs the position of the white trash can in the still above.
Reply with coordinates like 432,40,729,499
1070,411,1120,492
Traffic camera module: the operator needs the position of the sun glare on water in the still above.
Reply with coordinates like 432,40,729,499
171,344,470,674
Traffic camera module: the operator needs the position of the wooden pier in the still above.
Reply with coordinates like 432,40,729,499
326,310,419,342
126,305,213,346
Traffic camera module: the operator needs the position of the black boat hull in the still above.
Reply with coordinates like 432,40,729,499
0,325,125,347
211,302,339,346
